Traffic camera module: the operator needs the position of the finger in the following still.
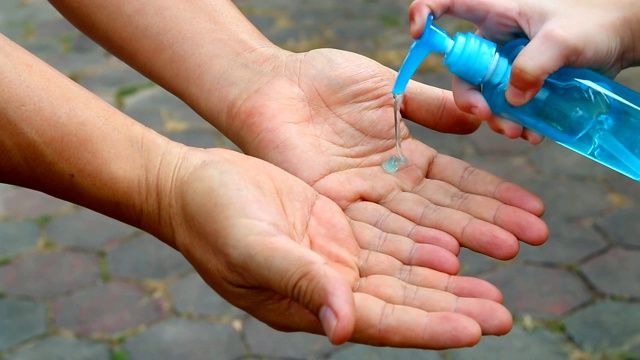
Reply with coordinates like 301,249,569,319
350,220,460,274
411,177,547,246
451,74,493,120
344,200,460,254
486,114,527,139
249,241,355,344
350,292,482,349
381,190,520,259
507,34,572,106
357,247,504,302
428,153,547,217
356,275,512,336
246,197,358,344
403,81,482,134
521,127,545,144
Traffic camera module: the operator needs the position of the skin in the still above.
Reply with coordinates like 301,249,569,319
1,0,552,348
409,0,640,143
0,32,510,348
49,0,549,261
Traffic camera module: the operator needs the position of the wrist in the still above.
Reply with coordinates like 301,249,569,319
189,45,292,144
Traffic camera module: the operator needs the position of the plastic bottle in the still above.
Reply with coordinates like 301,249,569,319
393,14,640,181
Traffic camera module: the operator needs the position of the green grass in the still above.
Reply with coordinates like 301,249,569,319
379,14,401,27
111,350,130,360
115,82,156,108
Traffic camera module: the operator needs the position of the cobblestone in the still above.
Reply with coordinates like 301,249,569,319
105,233,192,280
5,336,110,360
53,281,166,337
581,247,640,298
483,265,593,320
0,250,101,298
565,301,640,355
0,298,47,352
46,208,137,250
2,1,640,359
122,319,245,360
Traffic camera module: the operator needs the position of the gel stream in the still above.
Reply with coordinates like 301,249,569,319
382,93,408,173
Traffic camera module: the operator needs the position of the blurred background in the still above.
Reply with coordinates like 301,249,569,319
2,0,640,359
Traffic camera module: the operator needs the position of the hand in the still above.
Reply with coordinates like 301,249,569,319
167,147,512,348
408,0,640,142
0,31,511,350
221,48,549,261
48,0,548,263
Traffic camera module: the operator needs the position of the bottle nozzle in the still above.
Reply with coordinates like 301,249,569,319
392,14,454,95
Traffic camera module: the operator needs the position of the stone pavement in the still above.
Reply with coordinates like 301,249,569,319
2,0,640,359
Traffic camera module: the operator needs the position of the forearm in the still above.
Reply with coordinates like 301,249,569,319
48,0,285,138
0,34,180,245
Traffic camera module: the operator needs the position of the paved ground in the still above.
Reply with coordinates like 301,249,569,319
2,0,640,359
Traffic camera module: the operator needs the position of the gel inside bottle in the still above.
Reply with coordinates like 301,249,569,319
393,15,640,181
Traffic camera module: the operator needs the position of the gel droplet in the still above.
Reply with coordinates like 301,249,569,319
382,155,407,173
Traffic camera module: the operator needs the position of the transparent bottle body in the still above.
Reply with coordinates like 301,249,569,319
483,61,640,180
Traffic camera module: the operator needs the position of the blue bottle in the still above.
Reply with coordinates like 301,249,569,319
393,15,640,181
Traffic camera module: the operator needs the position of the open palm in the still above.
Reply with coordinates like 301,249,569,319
172,148,511,348
224,48,548,261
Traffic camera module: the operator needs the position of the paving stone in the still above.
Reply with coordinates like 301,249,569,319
448,325,569,360
523,179,611,220
0,298,47,351
106,233,192,280
517,218,608,265
162,129,221,149
457,248,502,276
596,207,640,247
244,316,336,358
6,336,110,360
54,281,166,337
170,272,244,319
468,123,534,156
46,208,137,250
3,0,62,27
0,188,71,220
329,344,444,360
20,38,64,62
565,300,640,355
483,265,593,319
605,172,640,202
40,50,112,78
123,318,244,360
406,121,467,159
77,61,151,105
0,220,41,259
34,16,78,38
123,87,209,133
0,250,100,298
529,141,611,179
580,247,640,298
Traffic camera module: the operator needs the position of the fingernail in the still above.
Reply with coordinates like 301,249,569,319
319,306,337,339
411,13,425,38
506,86,531,106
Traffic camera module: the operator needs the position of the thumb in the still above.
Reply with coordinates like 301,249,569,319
506,36,567,106
259,241,357,344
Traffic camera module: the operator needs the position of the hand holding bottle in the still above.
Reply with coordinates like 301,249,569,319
408,0,640,142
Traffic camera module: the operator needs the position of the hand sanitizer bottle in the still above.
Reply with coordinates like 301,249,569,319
393,15,640,181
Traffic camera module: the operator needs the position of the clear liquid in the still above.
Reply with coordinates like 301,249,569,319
382,93,408,173
488,75,640,180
